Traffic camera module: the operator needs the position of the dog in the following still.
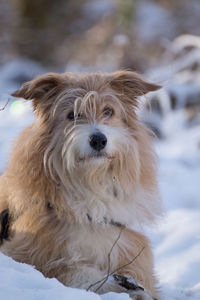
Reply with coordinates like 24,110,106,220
0,71,162,299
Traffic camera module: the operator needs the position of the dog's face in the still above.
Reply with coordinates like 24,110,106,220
12,71,159,171
11,71,161,224
12,71,160,185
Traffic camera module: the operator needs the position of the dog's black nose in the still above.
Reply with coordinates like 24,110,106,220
89,132,107,151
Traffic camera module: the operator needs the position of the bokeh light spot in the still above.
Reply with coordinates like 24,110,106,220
10,100,25,116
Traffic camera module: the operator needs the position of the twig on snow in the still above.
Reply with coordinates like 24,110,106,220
87,225,145,293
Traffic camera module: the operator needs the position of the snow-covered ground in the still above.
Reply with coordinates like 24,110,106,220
0,64,200,299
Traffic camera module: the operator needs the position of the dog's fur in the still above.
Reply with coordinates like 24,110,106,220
0,71,162,299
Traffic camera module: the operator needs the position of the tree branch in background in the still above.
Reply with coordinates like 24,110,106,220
0,98,10,111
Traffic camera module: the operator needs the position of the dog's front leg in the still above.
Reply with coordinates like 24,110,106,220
62,266,127,293
95,274,156,300
111,274,157,300
63,267,155,299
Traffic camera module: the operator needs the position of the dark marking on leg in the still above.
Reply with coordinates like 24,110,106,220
46,200,53,210
113,274,144,291
113,186,118,197
0,209,10,244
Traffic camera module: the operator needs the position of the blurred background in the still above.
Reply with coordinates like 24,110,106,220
1,0,200,139
0,0,200,298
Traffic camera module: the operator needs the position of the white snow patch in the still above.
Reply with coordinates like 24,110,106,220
0,252,101,300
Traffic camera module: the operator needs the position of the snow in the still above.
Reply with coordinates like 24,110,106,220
0,58,46,97
0,252,101,300
0,63,200,299
82,0,115,21
135,1,174,43
0,99,34,172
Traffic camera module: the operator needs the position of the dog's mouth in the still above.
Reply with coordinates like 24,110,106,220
78,152,114,162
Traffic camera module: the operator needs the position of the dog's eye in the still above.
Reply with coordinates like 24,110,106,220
67,111,75,120
67,111,82,121
103,107,114,118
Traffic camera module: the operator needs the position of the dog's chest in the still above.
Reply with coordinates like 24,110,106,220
65,224,123,269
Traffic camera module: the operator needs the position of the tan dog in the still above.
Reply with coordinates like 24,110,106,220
0,71,162,299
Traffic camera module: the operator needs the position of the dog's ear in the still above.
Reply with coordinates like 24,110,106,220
109,71,161,103
11,73,66,110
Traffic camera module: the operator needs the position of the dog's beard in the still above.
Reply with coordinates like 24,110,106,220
59,123,141,200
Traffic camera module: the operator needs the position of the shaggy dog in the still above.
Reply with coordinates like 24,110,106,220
0,71,162,299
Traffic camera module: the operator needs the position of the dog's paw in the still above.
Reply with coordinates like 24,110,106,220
113,274,156,300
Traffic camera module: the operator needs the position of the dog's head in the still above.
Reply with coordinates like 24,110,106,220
12,71,161,224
